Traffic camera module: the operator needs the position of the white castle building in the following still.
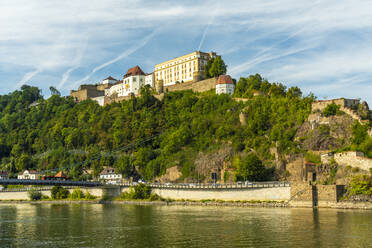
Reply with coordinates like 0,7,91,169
105,66,153,98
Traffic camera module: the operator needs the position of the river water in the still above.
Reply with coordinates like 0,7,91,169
0,204,372,247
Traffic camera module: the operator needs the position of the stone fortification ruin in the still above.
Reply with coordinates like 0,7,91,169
321,151,372,172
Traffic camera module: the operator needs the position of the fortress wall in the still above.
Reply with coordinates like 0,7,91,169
311,99,346,112
334,151,372,171
164,77,217,93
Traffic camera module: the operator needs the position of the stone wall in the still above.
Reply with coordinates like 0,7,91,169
333,151,372,171
70,88,104,102
164,77,217,93
0,187,104,201
102,78,217,106
289,183,345,207
317,185,345,203
312,98,360,112
150,186,290,201
311,98,369,124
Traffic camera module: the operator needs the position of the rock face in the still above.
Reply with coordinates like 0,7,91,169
195,145,233,183
296,113,354,151
156,166,182,183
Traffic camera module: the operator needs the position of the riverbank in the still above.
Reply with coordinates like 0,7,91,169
1,199,372,210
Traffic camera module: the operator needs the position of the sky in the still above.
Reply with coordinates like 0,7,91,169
0,0,371,105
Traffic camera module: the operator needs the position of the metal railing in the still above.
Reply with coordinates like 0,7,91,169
0,186,77,192
0,179,101,187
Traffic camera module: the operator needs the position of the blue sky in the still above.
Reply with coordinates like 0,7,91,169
1,0,371,105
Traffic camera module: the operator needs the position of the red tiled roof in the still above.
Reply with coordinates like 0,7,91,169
0,171,8,176
55,171,67,178
123,66,145,78
216,75,234,85
100,167,118,175
104,76,117,81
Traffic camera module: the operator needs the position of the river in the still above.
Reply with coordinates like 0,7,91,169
0,203,371,247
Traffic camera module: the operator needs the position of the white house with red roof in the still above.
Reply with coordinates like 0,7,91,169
17,170,42,180
99,167,122,184
102,76,118,85
216,75,235,95
105,66,150,97
0,171,8,180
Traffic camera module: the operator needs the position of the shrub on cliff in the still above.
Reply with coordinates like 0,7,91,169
349,175,372,195
322,103,343,117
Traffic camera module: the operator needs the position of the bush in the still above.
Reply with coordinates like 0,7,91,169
41,195,49,200
122,184,152,200
51,186,69,199
28,189,42,201
352,167,360,173
148,194,161,201
305,152,321,165
322,103,342,117
318,124,330,135
85,191,96,200
349,175,372,195
70,188,85,199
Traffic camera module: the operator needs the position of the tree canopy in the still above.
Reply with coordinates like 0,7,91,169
204,56,227,78
0,77,319,181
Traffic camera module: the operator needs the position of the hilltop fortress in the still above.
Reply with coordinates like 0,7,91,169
70,51,235,106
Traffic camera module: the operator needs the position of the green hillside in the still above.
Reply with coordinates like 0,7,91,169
0,74,338,181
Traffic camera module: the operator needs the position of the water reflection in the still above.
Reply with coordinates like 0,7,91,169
0,204,372,247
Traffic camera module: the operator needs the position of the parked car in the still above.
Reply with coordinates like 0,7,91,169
165,182,173,186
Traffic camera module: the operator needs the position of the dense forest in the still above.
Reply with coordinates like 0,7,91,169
0,74,369,182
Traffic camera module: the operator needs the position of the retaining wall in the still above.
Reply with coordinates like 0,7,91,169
164,77,217,93
150,187,290,201
0,188,104,201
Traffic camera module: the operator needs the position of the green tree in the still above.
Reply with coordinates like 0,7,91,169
49,86,61,96
15,153,32,171
322,103,341,117
28,188,42,201
234,154,267,181
51,186,69,199
204,56,227,78
114,155,133,178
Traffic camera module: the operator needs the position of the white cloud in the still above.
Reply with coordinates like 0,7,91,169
16,68,43,88
72,29,157,87
0,0,371,104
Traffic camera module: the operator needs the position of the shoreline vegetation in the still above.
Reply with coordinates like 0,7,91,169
1,198,372,210
1,184,372,209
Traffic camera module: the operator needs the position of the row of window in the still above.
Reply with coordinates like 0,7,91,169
156,55,199,70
